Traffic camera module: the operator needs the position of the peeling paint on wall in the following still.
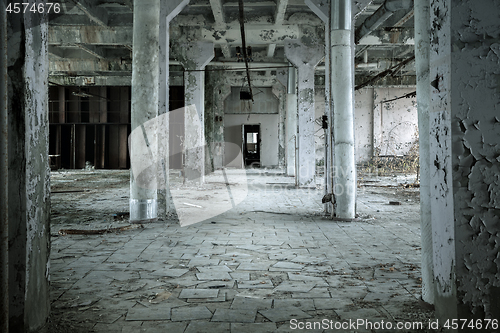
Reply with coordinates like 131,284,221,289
430,0,500,319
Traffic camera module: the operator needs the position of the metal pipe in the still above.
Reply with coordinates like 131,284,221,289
355,0,413,44
1,0,9,330
414,0,434,305
331,0,352,30
331,0,356,219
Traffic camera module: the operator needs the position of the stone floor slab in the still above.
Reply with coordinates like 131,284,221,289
184,321,230,333
196,271,232,281
179,289,219,299
236,280,274,289
273,298,315,311
230,323,276,333
211,308,256,323
273,281,314,293
230,296,273,310
125,307,171,321
171,306,213,321
258,306,312,322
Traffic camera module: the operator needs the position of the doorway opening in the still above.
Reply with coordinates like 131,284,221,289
243,124,260,167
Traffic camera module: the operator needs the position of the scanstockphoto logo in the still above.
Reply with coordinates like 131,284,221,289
128,105,248,227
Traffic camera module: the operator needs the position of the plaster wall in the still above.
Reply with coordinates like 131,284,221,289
223,114,280,168
372,87,418,157
429,0,500,321
314,87,417,164
225,87,279,114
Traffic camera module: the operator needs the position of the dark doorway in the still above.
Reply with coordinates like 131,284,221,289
169,86,185,170
243,124,260,167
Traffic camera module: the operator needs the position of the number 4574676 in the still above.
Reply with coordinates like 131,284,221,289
6,3,61,14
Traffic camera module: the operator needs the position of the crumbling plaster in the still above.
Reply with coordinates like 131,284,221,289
430,0,500,319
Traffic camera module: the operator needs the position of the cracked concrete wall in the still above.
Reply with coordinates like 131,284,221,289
224,87,280,168
372,87,418,158
314,87,418,164
7,9,50,332
223,115,280,168
354,88,374,163
430,0,500,321
225,87,279,114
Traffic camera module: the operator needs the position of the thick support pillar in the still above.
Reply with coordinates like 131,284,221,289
414,0,434,305
285,41,324,187
1,3,8,332
156,0,189,219
175,42,214,183
306,0,333,213
130,0,161,222
6,8,50,331
331,0,356,219
285,66,297,177
429,0,500,324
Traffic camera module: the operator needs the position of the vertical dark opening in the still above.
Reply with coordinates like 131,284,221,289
243,124,260,167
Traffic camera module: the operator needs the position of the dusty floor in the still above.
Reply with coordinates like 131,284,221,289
44,168,435,333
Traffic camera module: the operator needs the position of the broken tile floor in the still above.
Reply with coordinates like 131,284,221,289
46,168,436,333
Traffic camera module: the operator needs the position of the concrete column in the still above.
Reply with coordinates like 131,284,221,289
156,0,189,219
429,0,500,323
6,8,50,331
175,42,214,183
130,0,161,222
306,0,333,213
414,0,434,305
331,0,356,219
285,41,325,187
285,66,297,177
1,3,8,332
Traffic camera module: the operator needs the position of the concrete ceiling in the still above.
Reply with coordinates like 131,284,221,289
48,0,416,86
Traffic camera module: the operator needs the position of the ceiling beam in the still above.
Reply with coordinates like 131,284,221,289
267,44,277,58
49,26,133,46
393,8,414,27
275,0,289,25
221,43,232,59
72,43,106,59
121,0,133,10
265,44,277,76
50,59,131,73
209,0,225,25
69,0,109,27
202,25,300,45
49,75,132,86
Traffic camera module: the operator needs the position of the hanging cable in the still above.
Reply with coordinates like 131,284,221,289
238,0,254,102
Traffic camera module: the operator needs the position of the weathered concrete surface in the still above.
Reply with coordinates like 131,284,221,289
7,8,50,332
285,40,324,187
306,0,334,214
129,0,160,222
429,0,500,322
173,42,214,183
206,70,230,170
331,0,356,219
156,0,189,219
414,0,434,305
286,66,298,177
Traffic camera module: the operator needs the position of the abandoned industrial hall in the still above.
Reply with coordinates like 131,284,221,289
1,0,499,332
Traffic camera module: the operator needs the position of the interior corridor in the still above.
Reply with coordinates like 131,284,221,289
46,168,433,333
